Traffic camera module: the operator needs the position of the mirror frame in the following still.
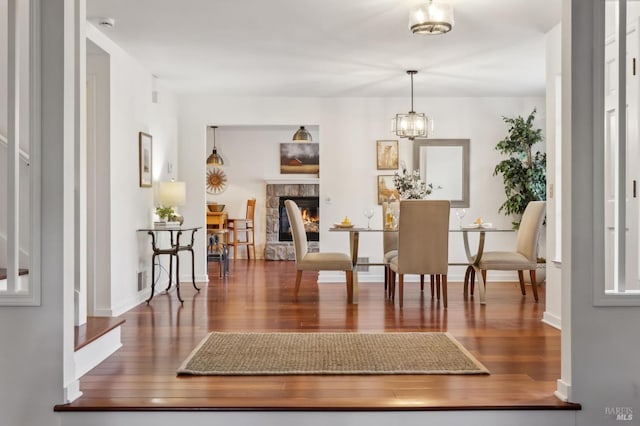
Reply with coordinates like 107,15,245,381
413,138,470,208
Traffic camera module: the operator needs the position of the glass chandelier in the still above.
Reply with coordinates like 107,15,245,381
409,0,454,35
391,70,431,141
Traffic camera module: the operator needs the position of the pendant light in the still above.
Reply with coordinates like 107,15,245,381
391,70,431,141
206,125,224,166
292,126,312,142
409,0,454,35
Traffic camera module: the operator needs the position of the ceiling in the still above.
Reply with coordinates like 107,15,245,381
85,0,561,98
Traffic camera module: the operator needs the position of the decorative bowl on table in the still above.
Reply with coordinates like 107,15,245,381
207,204,225,212
333,222,355,229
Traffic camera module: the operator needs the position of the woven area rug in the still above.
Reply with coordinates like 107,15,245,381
177,332,489,376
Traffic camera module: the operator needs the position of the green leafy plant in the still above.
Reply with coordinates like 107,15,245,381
155,206,175,221
494,108,546,229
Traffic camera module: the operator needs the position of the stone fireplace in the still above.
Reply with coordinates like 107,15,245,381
278,196,320,242
265,180,319,260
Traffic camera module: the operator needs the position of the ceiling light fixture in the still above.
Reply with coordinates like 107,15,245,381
206,126,224,166
409,0,454,35
391,70,431,141
292,126,312,142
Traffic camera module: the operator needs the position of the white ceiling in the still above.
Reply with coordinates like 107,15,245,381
85,0,561,97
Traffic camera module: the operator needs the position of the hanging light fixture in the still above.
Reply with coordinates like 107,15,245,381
206,125,224,166
409,0,454,35
292,126,312,142
391,70,431,141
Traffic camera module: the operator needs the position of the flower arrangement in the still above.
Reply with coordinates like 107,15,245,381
393,167,437,199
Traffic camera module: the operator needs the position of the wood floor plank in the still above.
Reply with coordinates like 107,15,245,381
55,260,580,412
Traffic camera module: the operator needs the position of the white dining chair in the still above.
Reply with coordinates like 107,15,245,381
470,201,546,302
389,200,450,308
284,200,354,302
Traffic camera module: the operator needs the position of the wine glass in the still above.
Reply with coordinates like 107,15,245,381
455,208,467,228
363,208,375,229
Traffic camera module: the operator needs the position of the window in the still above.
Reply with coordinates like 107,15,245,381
0,0,40,306
597,0,640,304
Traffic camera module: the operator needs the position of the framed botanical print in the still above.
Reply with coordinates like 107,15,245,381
376,140,398,170
377,175,399,205
139,132,152,187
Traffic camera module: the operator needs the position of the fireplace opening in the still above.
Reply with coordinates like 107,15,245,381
279,196,320,242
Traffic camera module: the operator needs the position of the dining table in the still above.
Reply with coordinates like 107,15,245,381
329,225,514,305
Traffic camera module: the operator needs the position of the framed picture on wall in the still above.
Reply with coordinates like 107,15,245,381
280,143,320,174
139,132,152,187
376,140,398,170
377,175,399,205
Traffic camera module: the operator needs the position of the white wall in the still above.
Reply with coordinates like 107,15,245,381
544,23,563,330
567,1,640,424
178,95,545,285
86,24,180,315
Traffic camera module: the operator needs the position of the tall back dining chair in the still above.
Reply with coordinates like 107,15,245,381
284,200,354,302
382,200,398,296
389,200,450,308
227,198,257,260
474,200,546,301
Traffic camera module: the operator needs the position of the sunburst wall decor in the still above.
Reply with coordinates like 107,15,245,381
206,167,228,194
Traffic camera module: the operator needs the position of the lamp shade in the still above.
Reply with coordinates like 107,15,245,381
206,150,224,166
409,0,454,35
158,181,186,207
292,126,312,142
390,112,430,140
207,125,224,165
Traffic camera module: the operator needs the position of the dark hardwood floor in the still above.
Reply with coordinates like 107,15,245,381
57,260,579,412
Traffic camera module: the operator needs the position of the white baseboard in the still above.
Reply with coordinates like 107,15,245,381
542,311,562,330
555,379,572,402
63,380,82,403
74,325,122,379
318,268,515,283
180,273,208,283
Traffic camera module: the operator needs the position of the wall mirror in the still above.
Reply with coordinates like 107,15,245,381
413,138,470,208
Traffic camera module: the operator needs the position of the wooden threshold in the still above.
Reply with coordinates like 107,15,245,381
56,260,580,412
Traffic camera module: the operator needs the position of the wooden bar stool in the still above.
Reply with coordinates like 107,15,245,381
227,198,257,260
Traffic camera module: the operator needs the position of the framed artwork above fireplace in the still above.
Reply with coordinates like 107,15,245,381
280,143,320,174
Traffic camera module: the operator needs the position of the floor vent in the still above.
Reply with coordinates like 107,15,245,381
137,271,147,291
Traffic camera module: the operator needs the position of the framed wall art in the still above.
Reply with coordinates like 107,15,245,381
206,167,228,194
377,175,399,205
376,140,398,170
280,143,320,174
139,132,152,187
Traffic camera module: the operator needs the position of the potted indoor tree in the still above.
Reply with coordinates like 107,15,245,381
494,108,547,282
494,108,546,228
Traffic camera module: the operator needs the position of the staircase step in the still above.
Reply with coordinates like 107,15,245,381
0,268,29,280
75,316,126,351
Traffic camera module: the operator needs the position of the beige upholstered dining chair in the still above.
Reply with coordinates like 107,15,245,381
284,200,354,302
382,200,431,298
389,200,450,308
471,200,546,302
382,200,398,297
